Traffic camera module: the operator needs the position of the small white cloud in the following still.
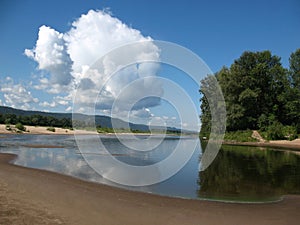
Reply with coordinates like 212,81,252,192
148,116,167,127
54,95,70,106
40,101,56,108
131,108,153,118
24,49,34,58
33,77,50,90
0,77,39,110
57,100,68,105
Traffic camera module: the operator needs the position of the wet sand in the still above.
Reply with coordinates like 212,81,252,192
0,153,299,225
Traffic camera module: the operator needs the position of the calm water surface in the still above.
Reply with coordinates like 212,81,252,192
0,134,299,202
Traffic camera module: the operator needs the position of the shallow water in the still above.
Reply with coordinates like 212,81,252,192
0,134,299,202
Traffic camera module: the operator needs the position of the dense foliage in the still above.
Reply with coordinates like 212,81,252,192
200,49,300,140
224,130,256,142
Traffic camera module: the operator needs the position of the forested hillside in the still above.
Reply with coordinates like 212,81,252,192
0,106,148,131
0,106,185,133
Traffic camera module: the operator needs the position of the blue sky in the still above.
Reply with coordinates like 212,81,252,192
0,0,299,130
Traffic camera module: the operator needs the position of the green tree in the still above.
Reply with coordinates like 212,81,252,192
4,114,17,125
15,122,26,131
221,51,288,130
0,114,4,124
199,74,226,138
200,50,294,135
289,49,300,89
285,49,300,132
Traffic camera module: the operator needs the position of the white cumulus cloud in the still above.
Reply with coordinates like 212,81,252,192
25,25,73,89
25,9,162,119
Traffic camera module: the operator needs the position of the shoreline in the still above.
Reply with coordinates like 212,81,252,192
223,139,300,151
2,124,300,151
0,124,188,136
0,153,299,224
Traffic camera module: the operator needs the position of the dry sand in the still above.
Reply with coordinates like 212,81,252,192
0,124,97,135
0,153,299,225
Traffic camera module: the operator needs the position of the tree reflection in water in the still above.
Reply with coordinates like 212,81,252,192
198,144,300,202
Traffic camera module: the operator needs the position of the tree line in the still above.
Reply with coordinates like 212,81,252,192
200,49,300,140
0,113,72,129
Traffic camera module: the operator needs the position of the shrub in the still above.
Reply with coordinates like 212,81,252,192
283,126,298,141
5,124,11,131
266,122,285,140
258,114,276,131
258,114,268,131
224,130,257,142
47,127,56,132
15,123,26,131
264,122,298,141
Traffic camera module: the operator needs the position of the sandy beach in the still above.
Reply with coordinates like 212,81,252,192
0,124,97,135
0,153,299,225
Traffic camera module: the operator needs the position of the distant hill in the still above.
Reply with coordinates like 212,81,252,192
0,106,190,133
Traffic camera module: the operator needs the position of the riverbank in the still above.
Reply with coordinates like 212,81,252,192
202,130,300,151
0,124,185,136
223,140,300,151
0,124,97,135
0,153,299,225
223,130,300,150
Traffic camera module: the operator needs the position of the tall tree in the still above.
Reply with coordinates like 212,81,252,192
284,49,300,132
289,49,300,89
200,50,291,133
199,74,226,138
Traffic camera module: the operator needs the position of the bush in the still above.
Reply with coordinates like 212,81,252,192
47,127,56,132
258,114,276,131
5,124,11,131
15,123,26,131
224,130,257,142
258,114,268,131
264,122,298,141
266,122,285,140
283,126,298,141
